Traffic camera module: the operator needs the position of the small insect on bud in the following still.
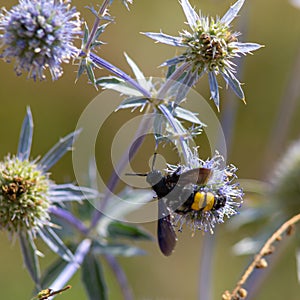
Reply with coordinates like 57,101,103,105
237,288,248,299
286,224,295,236
256,258,268,269
32,285,71,300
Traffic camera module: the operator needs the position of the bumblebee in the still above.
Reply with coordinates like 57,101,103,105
145,166,217,256
130,159,227,256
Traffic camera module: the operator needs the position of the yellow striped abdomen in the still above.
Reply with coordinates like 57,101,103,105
191,191,215,211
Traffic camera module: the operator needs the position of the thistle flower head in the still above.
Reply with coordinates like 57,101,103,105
0,0,81,80
0,155,50,233
168,152,243,234
143,0,263,110
0,106,99,265
270,139,300,217
180,16,239,74
0,107,80,239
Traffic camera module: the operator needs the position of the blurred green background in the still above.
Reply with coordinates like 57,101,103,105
1,0,300,299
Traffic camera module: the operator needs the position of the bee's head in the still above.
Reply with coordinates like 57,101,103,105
146,170,163,186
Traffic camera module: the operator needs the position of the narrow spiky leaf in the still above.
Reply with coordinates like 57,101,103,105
174,106,205,125
124,53,150,90
37,227,74,262
117,97,148,110
107,221,153,240
221,0,245,26
180,0,200,29
97,77,144,96
48,239,92,292
232,42,263,53
142,32,185,47
19,232,41,287
82,251,108,300
41,257,68,288
49,183,100,203
93,241,146,257
39,130,81,172
17,107,33,161
83,22,89,45
221,69,245,101
208,71,220,111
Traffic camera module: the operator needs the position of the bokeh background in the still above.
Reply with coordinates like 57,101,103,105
1,0,300,299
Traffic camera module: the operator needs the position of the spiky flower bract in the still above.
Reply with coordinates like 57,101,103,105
0,0,81,80
168,151,243,234
143,0,263,110
97,54,206,164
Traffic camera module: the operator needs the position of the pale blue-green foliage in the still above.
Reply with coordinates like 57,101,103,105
42,177,153,300
4,106,153,298
0,0,266,299
17,107,33,161
19,231,41,286
97,53,205,164
81,0,249,241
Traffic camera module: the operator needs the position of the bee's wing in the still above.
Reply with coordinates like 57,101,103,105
177,168,212,186
157,200,177,256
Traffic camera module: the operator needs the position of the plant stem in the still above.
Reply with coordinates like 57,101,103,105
225,213,300,299
90,105,152,229
84,0,111,52
49,206,89,235
105,254,134,300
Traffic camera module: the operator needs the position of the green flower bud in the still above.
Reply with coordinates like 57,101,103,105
0,155,50,233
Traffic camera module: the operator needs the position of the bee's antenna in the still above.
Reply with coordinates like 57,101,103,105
126,151,158,176
151,152,157,171
125,173,148,176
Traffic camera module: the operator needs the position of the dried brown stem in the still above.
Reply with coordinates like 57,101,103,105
224,213,300,299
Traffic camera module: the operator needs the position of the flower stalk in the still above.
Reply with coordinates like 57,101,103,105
223,213,300,300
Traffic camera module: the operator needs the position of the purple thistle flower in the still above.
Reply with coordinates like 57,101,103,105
0,0,81,80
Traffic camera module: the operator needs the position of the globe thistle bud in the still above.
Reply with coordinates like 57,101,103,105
0,0,81,80
0,155,50,234
181,17,239,74
270,139,300,217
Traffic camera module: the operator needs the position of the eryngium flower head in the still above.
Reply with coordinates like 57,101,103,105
270,139,300,217
169,152,243,233
0,107,99,243
0,107,100,283
0,0,81,80
0,156,50,233
144,0,263,110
